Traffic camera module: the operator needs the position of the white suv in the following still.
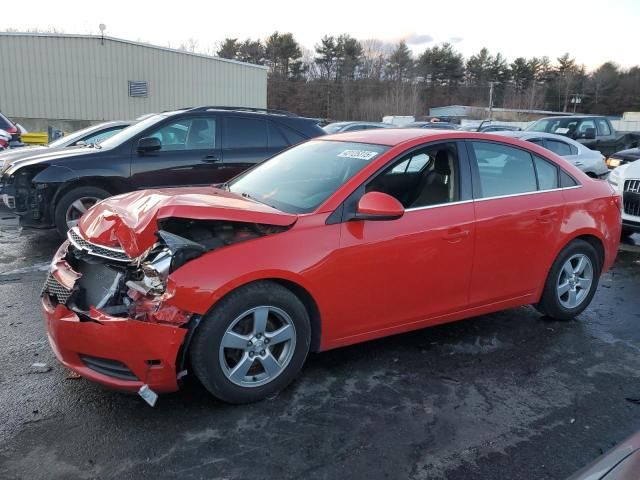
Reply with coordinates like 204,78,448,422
608,161,640,237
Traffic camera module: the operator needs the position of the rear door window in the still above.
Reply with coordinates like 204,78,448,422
224,117,268,149
470,142,537,198
544,139,573,156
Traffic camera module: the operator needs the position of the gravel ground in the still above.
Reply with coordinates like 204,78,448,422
0,225,639,480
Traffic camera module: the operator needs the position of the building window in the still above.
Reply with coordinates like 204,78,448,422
128,80,148,98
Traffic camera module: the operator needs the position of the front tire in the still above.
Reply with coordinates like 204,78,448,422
54,186,110,237
190,281,311,404
536,239,601,320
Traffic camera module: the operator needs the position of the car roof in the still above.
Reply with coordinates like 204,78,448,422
491,130,584,145
322,128,482,146
326,121,390,126
537,115,606,121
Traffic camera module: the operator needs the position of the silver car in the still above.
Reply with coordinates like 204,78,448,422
491,130,609,178
0,120,131,171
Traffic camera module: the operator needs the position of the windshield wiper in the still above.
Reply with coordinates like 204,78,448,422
239,192,277,209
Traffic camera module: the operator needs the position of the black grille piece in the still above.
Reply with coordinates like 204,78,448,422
68,228,131,262
79,355,138,381
625,179,640,194
623,179,640,217
74,260,122,311
42,274,73,304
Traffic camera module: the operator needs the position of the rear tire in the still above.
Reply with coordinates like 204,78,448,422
190,281,311,404
54,186,110,237
535,239,601,320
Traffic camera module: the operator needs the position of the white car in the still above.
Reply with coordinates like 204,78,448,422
491,131,609,178
608,161,640,237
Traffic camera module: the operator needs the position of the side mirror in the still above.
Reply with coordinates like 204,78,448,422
583,127,596,140
354,192,404,221
137,136,161,154
75,140,87,147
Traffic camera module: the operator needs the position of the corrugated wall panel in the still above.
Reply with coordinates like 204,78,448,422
0,34,267,121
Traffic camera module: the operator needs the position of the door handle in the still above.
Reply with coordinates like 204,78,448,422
202,155,220,163
445,228,470,243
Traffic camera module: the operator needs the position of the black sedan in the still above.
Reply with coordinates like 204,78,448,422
605,146,640,169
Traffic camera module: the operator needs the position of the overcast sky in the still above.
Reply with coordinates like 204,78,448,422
4,0,639,70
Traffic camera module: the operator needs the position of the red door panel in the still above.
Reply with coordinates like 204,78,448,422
331,202,475,339
469,191,565,306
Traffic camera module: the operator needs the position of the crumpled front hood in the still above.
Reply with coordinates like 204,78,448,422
78,187,298,257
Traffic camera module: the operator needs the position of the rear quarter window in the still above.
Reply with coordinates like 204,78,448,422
560,170,579,187
224,117,268,149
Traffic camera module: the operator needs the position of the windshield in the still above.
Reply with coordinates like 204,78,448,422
229,140,389,214
97,114,166,149
527,118,584,135
48,124,112,147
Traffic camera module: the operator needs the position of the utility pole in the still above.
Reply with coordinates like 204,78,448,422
488,81,498,121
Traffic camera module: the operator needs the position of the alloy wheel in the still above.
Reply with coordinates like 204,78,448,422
219,306,296,388
65,196,100,229
556,253,593,309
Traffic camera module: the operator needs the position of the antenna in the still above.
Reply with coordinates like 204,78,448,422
99,24,106,46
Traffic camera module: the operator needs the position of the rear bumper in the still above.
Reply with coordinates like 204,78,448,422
42,296,187,393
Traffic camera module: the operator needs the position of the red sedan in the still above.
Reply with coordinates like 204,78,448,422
42,129,621,404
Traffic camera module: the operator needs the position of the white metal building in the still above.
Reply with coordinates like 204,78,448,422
0,33,268,131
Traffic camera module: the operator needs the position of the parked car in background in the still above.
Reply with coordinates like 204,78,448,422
0,106,325,235
526,115,640,157
404,121,460,130
0,112,21,146
323,121,396,134
491,131,609,178
479,125,521,133
604,146,640,169
0,121,131,169
0,129,11,151
42,129,620,404
568,430,640,480
608,160,640,237
462,122,522,133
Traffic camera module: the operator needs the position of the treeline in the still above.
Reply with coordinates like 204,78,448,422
216,32,640,121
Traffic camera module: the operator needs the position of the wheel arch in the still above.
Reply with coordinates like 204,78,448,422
535,231,605,303
49,176,131,219
195,276,323,353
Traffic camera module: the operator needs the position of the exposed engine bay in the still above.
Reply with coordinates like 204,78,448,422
43,218,290,324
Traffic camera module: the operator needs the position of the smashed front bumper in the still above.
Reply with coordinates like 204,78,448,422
42,297,187,392
41,240,190,393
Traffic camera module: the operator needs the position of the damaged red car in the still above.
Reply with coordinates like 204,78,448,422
42,129,621,404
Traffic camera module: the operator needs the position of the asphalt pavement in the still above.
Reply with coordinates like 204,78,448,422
0,224,639,480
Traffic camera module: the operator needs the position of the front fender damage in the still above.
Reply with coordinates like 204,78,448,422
44,215,293,404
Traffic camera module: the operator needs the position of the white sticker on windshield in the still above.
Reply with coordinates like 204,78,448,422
338,150,379,160
554,127,569,134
